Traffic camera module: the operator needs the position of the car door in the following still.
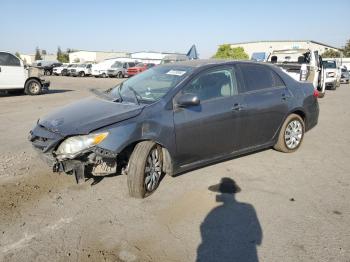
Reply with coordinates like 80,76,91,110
173,66,244,166
0,52,26,89
236,63,290,150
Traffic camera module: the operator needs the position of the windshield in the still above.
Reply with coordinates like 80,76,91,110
323,61,336,69
108,65,193,103
112,62,123,68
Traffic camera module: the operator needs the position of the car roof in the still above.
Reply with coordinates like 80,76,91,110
166,59,278,69
169,59,234,68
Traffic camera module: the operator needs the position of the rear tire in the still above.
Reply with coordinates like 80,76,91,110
79,71,85,77
274,114,305,153
24,79,42,95
44,70,51,76
127,141,163,198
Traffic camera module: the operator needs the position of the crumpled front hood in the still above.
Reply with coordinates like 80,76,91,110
39,96,143,136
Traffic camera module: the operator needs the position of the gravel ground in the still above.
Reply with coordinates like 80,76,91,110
0,76,349,262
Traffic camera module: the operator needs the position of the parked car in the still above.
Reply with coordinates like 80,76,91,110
66,64,79,76
53,64,69,76
61,64,74,76
340,67,349,84
37,61,62,76
70,64,93,77
126,63,155,77
29,60,319,198
107,60,137,78
322,59,340,90
267,49,326,97
0,51,50,95
91,58,125,78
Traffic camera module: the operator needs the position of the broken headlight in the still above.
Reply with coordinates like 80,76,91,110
55,132,109,159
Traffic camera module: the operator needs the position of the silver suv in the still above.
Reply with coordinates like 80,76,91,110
107,61,136,78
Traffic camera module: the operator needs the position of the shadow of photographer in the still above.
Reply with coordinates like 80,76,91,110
197,177,262,262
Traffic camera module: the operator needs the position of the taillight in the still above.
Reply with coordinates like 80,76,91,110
313,89,319,98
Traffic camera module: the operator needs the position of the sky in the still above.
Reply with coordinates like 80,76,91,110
1,0,349,58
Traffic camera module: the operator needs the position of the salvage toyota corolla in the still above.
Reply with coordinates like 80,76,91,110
29,60,319,198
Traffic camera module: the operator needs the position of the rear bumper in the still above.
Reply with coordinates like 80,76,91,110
306,101,319,132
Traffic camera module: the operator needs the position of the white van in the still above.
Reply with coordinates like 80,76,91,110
0,51,50,95
91,58,138,78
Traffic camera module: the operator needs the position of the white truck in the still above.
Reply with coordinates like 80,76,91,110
53,63,69,75
0,51,50,95
322,59,341,90
91,58,122,78
267,49,326,97
70,63,93,77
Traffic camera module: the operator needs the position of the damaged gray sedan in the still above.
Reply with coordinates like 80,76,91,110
29,60,319,198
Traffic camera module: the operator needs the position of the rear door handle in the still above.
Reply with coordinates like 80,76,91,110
281,93,291,101
232,103,244,111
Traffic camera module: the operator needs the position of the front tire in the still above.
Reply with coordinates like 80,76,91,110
24,79,42,95
127,141,163,198
274,114,305,153
79,71,85,77
117,72,123,78
44,70,51,76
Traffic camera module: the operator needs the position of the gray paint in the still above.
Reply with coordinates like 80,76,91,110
30,60,319,175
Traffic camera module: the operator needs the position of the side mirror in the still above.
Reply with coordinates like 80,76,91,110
176,93,200,107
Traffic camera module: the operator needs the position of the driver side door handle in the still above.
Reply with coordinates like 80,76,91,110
231,103,244,111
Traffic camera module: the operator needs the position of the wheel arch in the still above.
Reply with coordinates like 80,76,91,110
118,138,174,177
273,108,307,142
25,77,42,87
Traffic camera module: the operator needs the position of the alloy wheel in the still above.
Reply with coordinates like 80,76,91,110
144,147,162,192
284,120,303,149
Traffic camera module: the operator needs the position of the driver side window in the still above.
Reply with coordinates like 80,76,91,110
182,68,237,102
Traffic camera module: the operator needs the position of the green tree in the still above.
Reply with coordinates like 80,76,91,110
56,46,69,63
15,52,21,58
342,39,350,57
35,47,42,60
322,49,341,58
213,45,249,60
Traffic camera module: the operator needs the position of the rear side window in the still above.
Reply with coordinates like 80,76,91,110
239,64,285,92
0,52,21,66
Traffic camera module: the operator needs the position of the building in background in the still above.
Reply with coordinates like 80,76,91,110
19,54,57,65
69,50,130,63
228,40,340,60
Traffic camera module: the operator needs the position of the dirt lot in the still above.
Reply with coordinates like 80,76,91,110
0,76,349,262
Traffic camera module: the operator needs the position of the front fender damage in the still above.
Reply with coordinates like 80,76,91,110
53,147,118,183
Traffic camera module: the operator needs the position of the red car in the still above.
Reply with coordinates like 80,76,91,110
127,63,156,77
